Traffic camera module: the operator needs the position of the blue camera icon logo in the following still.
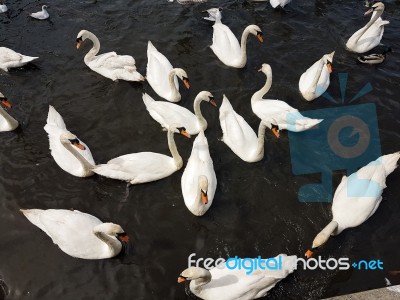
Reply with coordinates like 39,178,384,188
288,73,382,202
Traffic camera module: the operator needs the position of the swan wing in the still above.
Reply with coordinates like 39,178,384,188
146,41,178,99
211,23,241,66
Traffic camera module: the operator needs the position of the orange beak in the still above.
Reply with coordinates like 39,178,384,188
117,233,130,242
364,8,373,16
209,99,217,107
257,34,263,43
183,79,190,89
72,141,86,150
76,41,82,49
327,63,332,74
1,99,12,108
177,276,186,283
180,129,191,138
201,191,208,205
305,249,314,258
271,127,280,138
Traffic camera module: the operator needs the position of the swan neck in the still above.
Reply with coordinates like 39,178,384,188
252,69,272,102
61,139,94,175
310,59,325,91
312,221,338,249
93,229,121,256
354,10,383,44
238,28,251,67
190,272,212,292
84,32,101,62
255,122,267,158
167,130,183,169
168,69,180,102
193,96,207,131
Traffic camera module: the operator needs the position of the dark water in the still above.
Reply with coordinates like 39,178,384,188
1,0,400,299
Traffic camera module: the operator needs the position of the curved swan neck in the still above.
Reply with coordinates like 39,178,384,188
61,139,94,175
0,106,18,129
252,68,272,102
238,27,251,68
167,130,183,169
312,221,339,248
310,59,325,91
93,227,121,256
168,69,181,102
255,122,267,158
353,10,383,44
84,32,101,62
190,272,212,293
193,96,207,130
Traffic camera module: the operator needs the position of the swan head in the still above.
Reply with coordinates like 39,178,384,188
365,2,384,15
323,51,335,73
170,124,191,138
76,30,92,49
258,63,272,74
178,267,211,283
60,132,86,150
42,5,48,10
173,68,190,89
247,25,263,43
94,223,129,242
198,91,217,107
199,175,209,205
305,221,338,258
0,93,12,108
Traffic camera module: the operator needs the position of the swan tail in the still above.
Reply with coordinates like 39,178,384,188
92,164,133,182
45,105,67,130
295,118,323,131
378,20,390,27
20,209,49,235
381,152,400,176
142,93,155,109
21,55,38,64
270,0,281,8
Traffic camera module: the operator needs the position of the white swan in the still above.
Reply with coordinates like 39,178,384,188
0,93,18,131
181,130,217,216
44,105,95,177
30,5,49,20
146,41,190,102
210,19,263,68
0,47,38,72
92,125,190,184
21,209,128,259
299,51,334,101
346,2,389,54
143,91,216,135
178,254,297,300
76,30,144,82
251,64,323,138
219,95,267,163
305,152,400,258
270,0,292,8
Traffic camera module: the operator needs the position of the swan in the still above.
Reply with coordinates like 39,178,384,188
76,30,144,82
44,105,95,177
181,130,217,216
346,2,389,54
270,0,292,8
305,152,400,258
0,47,38,72
30,5,49,20
219,95,267,163
21,209,129,259
299,51,335,101
210,19,263,68
143,91,216,135
146,41,190,102
357,47,391,64
252,64,323,138
178,254,297,300
92,125,190,184
0,93,18,132
0,2,7,13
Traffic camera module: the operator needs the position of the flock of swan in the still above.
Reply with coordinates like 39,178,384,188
0,1,399,299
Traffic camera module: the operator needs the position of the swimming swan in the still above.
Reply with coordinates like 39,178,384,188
252,64,323,138
305,152,400,258
219,95,267,162
346,2,389,54
0,47,38,72
21,209,128,259
143,91,216,135
44,105,95,177
92,126,190,184
76,30,144,82
0,93,18,131
181,130,217,216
